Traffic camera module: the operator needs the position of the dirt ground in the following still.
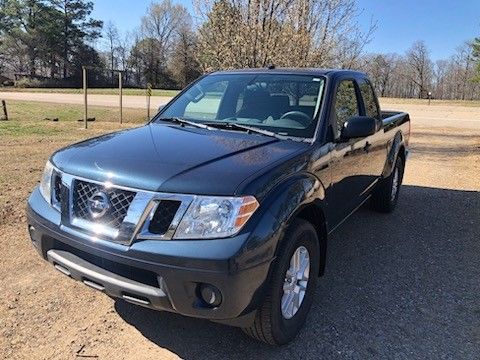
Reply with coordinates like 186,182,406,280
0,101,479,359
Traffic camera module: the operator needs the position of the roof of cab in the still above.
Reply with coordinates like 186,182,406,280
210,67,366,78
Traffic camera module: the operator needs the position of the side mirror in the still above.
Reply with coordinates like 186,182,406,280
341,116,377,139
158,105,164,112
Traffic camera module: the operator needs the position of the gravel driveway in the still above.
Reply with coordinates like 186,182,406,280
1,103,479,359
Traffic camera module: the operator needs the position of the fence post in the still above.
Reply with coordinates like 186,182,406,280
1,100,7,121
119,71,123,124
83,66,88,129
146,83,152,121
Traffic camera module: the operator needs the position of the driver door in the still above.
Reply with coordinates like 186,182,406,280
326,79,376,228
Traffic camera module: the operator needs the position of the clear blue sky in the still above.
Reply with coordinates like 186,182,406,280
91,0,480,61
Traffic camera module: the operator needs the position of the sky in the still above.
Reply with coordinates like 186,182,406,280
91,0,480,61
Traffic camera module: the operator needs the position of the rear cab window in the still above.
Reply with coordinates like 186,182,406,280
358,79,380,120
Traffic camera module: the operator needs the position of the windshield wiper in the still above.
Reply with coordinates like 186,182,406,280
155,117,213,130
204,121,282,139
228,123,280,138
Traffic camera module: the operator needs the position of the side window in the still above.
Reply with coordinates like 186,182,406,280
359,79,380,119
334,80,360,135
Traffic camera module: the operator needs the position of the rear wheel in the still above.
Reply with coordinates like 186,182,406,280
242,219,320,345
371,156,404,213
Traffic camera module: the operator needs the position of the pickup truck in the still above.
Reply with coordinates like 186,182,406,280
27,68,410,345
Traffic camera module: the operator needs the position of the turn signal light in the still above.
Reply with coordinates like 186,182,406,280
234,196,259,228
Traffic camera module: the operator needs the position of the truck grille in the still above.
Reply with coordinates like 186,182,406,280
72,180,136,229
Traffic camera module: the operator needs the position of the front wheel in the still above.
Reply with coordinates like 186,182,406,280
242,219,320,345
371,156,404,213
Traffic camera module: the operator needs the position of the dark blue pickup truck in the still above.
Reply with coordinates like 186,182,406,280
27,68,409,345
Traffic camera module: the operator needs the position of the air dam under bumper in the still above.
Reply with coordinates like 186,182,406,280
26,189,273,327
47,249,169,309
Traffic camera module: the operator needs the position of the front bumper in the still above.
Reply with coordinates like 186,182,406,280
27,188,273,326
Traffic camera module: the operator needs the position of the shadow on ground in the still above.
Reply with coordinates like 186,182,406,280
115,185,480,359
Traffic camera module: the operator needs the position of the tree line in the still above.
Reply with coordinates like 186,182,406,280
1,0,480,100
363,40,480,100
0,0,102,86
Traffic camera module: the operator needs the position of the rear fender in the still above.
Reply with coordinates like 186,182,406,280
382,131,405,178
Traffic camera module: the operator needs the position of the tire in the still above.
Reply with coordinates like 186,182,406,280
242,219,320,345
371,156,404,213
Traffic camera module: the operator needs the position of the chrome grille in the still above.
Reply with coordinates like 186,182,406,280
72,180,136,228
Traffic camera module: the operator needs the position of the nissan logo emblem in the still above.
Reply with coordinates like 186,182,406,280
87,191,110,218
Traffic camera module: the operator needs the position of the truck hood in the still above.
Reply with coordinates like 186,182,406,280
51,123,307,195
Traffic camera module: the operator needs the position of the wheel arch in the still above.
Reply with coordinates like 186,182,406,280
262,173,329,278
292,202,328,276
382,130,407,178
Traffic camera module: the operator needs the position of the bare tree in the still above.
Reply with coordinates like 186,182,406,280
452,43,475,100
169,25,201,88
195,0,375,71
104,21,119,82
141,0,189,67
364,53,398,97
432,43,478,100
405,41,433,98
126,0,191,87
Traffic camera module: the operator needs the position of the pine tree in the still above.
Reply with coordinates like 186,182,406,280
472,37,480,82
48,0,103,78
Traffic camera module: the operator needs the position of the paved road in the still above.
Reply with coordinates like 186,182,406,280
0,91,172,110
1,91,480,129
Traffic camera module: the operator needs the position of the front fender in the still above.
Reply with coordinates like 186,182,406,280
230,173,327,315
233,173,326,271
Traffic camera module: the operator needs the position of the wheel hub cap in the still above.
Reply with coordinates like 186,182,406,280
281,246,310,319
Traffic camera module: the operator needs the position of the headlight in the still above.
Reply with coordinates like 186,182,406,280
39,161,54,204
173,196,259,239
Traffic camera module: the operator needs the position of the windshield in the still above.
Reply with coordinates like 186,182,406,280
157,73,326,138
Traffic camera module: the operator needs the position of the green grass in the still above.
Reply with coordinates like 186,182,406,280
0,87,180,97
0,100,145,138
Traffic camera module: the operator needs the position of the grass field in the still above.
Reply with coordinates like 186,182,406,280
0,101,143,229
0,100,146,137
0,87,180,97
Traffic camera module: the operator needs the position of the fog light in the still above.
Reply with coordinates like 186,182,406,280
28,225,40,246
199,284,222,307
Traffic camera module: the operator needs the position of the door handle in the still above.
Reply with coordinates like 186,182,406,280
364,141,372,152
